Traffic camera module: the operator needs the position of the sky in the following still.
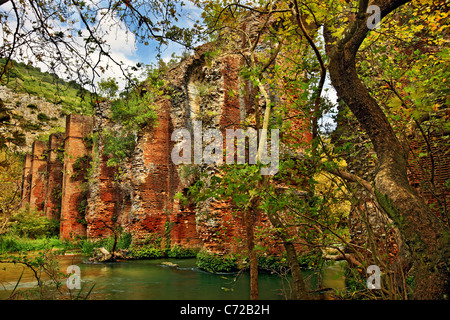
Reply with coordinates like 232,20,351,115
88,0,204,87
0,0,202,90
77,1,203,89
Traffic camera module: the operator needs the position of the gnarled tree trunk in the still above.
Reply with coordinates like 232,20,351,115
325,0,449,299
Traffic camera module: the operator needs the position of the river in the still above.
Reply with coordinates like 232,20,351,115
0,254,346,300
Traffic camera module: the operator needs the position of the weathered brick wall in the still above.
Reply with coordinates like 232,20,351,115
195,198,284,256
29,140,47,213
59,114,93,240
84,102,120,239
85,152,118,239
20,154,32,209
44,132,64,220
169,200,202,248
220,55,242,130
123,99,174,240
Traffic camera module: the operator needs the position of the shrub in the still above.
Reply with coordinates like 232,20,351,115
77,233,132,257
196,251,238,273
0,235,64,254
8,209,59,238
37,112,51,122
297,250,322,270
110,91,157,132
102,129,136,167
257,255,290,272
98,77,119,100
24,121,41,130
129,245,164,259
133,232,162,247
0,235,22,253
80,239,97,256
117,232,133,250
167,245,197,258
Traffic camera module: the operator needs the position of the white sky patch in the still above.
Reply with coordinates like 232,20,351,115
320,76,338,133
80,8,141,91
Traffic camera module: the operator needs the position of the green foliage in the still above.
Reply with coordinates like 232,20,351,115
83,132,96,149
178,164,200,188
257,251,321,273
7,209,59,239
189,163,263,207
0,59,94,115
128,238,197,260
77,198,88,217
135,233,163,247
129,245,164,259
118,232,133,250
0,148,23,217
196,250,238,273
36,126,65,143
196,82,215,98
99,75,163,168
102,130,136,167
167,245,198,258
111,91,158,132
37,112,51,122
98,77,119,100
343,265,368,296
78,232,132,257
24,121,42,131
80,239,97,257
0,235,67,254
71,155,91,180
0,249,94,300
74,187,89,226
257,255,289,272
297,250,322,270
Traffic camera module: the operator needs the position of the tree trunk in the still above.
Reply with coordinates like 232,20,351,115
244,208,259,300
267,211,309,299
324,0,450,299
283,240,309,299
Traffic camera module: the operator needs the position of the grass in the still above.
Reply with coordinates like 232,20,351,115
0,58,94,116
0,234,76,255
0,228,198,261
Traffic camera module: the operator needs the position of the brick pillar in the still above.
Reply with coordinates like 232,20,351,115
85,102,119,240
44,132,64,220
85,151,118,239
138,100,171,235
29,141,47,213
60,114,93,240
21,154,32,209
220,55,241,132
123,99,176,242
169,201,202,249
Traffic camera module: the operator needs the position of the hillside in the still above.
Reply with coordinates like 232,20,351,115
0,59,94,153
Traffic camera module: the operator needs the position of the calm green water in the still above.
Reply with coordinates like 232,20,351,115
0,255,346,300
